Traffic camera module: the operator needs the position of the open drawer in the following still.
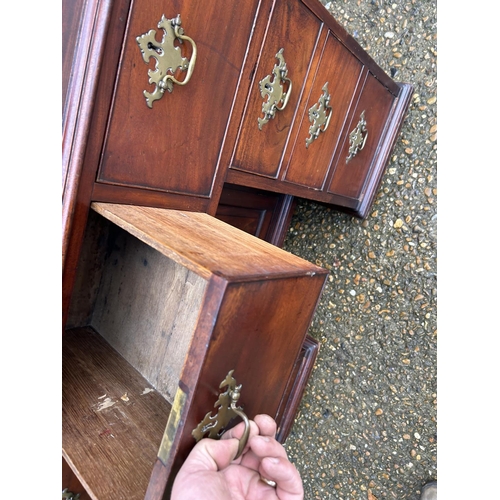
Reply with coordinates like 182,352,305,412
63,202,327,499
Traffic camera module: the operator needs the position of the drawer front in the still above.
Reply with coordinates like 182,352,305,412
163,273,327,495
282,32,363,189
231,0,322,179
327,72,395,200
97,1,260,197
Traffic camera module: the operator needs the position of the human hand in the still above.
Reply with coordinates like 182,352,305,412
171,414,303,499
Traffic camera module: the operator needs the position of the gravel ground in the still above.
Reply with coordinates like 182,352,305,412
281,1,437,499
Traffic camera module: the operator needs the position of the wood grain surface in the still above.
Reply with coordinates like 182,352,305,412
63,327,172,500
92,226,207,403
91,203,324,280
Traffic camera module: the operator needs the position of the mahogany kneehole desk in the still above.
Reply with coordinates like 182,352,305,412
62,0,413,496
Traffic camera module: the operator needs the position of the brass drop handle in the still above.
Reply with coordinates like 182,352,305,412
228,385,251,459
306,83,332,148
136,14,197,108
192,370,251,460
346,110,368,162
167,16,197,89
258,48,293,130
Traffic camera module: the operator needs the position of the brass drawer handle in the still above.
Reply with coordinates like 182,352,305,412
136,14,197,108
192,370,250,460
346,110,368,162
306,83,332,148
258,48,293,130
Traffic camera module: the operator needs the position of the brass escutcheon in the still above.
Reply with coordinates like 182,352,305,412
136,14,197,108
258,48,293,130
306,83,332,148
192,370,250,460
346,110,368,162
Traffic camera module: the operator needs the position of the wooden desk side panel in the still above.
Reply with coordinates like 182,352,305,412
216,184,297,248
63,0,132,329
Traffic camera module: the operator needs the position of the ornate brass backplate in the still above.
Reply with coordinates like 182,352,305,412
346,110,368,162
306,83,332,148
258,48,293,130
192,370,250,459
136,14,197,108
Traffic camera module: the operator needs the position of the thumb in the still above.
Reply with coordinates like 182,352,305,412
181,437,240,473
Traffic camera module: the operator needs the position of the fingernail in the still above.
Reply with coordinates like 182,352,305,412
269,457,279,464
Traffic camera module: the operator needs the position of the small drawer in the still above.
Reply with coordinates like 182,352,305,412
97,3,260,199
231,0,322,179
326,71,396,203
282,31,363,189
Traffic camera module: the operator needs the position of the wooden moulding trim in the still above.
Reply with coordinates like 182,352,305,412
275,335,320,442
91,182,211,213
62,0,100,193
266,195,297,248
62,0,115,271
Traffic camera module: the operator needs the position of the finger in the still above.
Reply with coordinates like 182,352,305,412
180,437,240,473
260,456,304,499
253,414,277,438
238,434,288,473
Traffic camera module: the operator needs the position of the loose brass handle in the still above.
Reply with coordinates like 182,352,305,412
258,48,293,130
306,83,332,148
192,370,250,460
136,14,197,108
346,110,368,162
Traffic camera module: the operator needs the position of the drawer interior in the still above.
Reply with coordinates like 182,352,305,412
63,326,173,500
84,213,206,402
64,210,208,499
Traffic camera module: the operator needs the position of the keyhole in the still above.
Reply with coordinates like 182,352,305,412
147,42,162,54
